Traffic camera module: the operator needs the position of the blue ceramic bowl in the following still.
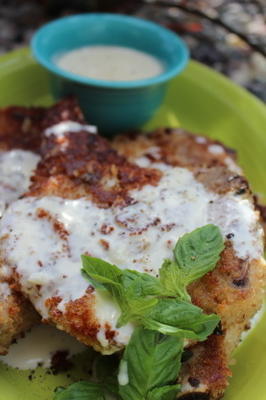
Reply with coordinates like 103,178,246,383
31,13,189,134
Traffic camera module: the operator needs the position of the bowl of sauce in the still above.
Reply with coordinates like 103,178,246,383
31,13,189,134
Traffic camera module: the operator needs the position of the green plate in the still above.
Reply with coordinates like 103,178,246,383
0,48,265,400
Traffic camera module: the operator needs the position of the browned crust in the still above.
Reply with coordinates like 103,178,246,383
0,105,265,399
0,106,45,152
256,202,266,227
29,127,161,208
25,123,265,398
0,96,85,153
0,290,40,355
178,335,231,400
0,102,45,353
112,127,266,399
40,96,85,131
44,289,120,354
111,128,236,169
0,97,86,354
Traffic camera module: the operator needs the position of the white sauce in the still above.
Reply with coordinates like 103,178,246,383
0,281,10,298
56,45,164,82
45,121,97,138
0,324,86,370
118,360,129,386
0,150,40,218
224,156,243,174
208,144,225,155
195,136,207,144
143,145,162,161
94,292,134,347
0,165,263,349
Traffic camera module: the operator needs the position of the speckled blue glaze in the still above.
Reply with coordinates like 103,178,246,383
31,13,189,134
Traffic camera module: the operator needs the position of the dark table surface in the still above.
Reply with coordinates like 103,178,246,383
0,0,265,102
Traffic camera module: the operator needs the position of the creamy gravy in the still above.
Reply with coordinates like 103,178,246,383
0,324,86,370
0,150,40,218
0,162,263,349
0,281,10,298
45,121,97,137
56,45,164,81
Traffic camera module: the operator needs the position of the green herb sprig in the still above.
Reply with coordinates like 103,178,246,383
81,224,223,340
54,224,224,400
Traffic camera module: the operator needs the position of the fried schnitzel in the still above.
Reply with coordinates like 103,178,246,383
0,110,265,399
112,129,266,398
0,98,84,354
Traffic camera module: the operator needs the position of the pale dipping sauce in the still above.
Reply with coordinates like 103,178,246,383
0,324,86,370
56,45,164,81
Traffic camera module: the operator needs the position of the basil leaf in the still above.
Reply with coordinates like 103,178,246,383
81,255,122,283
81,255,124,302
117,297,158,328
95,354,120,396
147,384,181,400
79,226,224,400
159,260,188,300
121,270,163,296
53,382,105,400
143,298,219,341
118,328,183,400
174,224,224,285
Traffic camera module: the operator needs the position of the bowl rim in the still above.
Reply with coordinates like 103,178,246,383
31,13,189,89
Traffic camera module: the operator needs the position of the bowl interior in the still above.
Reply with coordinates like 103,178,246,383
32,13,188,84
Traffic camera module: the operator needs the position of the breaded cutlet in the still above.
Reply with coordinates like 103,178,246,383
0,97,84,354
0,114,264,400
112,128,266,398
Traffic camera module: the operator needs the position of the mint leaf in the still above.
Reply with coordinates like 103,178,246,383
53,382,105,400
174,224,224,285
118,328,183,400
143,298,219,341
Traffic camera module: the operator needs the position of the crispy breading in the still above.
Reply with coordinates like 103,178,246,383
0,106,44,152
0,104,44,353
0,97,85,354
111,128,237,168
0,96,84,152
0,106,265,400
29,127,161,206
179,335,231,399
17,121,163,354
0,288,40,355
112,128,266,399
